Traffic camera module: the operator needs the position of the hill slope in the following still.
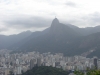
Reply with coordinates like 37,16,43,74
0,31,32,49
9,28,49,50
22,66,68,75
67,24,100,36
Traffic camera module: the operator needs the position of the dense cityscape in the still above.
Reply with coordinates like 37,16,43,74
1,0,100,75
0,49,99,75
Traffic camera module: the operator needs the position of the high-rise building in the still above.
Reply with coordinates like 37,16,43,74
16,66,22,75
16,59,19,65
94,58,98,69
37,58,42,66
30,59,36,69
5,69,10,75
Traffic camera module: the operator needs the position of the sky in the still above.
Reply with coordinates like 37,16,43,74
0,0,100,35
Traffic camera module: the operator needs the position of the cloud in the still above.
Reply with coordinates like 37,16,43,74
3,15,52,29
65,1,76,7
90,12,100,23
0,28,8,32
64,12,100,27
0,14,52,35
1,0,100,35
80,12,100,26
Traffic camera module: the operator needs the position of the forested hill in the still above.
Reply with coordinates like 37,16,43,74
22,66,69,75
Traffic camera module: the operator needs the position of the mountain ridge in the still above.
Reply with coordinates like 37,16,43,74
1,18,100,57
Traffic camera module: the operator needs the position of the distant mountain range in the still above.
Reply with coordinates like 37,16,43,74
0,31,32,49
1,18,100,57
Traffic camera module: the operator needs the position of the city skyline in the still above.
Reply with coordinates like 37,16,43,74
0,50,99,75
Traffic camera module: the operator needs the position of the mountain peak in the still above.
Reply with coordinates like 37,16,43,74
51,18,59,25
50,18,60,32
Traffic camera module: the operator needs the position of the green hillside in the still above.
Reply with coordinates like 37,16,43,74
22,66,68,75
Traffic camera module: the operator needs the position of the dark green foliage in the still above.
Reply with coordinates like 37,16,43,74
22,66,68,75
9,71,14,75
74,70,84,75
74,69,100,75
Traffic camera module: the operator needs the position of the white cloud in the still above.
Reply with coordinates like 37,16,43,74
1,0,100,35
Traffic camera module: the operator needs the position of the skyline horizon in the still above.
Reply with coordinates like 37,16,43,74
1,17,100,35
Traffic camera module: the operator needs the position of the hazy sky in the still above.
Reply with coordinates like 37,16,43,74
0,0,100,35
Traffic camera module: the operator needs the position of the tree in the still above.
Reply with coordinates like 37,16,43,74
74,69,100,75
9,71,14,75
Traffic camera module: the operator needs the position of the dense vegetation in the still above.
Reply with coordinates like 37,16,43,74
74,69,100,75
22,66,68,75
